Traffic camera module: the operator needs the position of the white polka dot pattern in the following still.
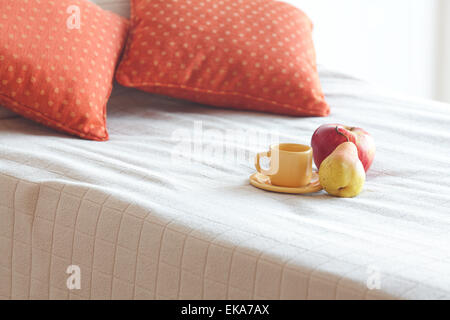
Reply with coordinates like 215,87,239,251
116,0,329,117
0,0,129,140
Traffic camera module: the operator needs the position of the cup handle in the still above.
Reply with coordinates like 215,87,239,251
255,151,271,175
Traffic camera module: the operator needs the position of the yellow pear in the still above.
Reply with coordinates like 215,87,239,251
319,142,366,198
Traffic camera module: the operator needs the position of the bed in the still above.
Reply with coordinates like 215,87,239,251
1,67,450,300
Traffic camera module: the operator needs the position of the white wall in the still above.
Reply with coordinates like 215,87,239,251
437,0,450,103
284,0,443,101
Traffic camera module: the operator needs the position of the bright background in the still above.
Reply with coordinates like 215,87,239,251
285,0,450,103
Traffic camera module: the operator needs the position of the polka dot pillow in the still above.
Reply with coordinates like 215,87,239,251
0,0,129,141
116,0,329,117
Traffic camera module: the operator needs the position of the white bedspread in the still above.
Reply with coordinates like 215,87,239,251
1,68,450,300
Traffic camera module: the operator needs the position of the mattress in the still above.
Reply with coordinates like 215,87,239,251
1,68,450,300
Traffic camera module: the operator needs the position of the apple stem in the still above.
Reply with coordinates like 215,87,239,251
336,126,350,142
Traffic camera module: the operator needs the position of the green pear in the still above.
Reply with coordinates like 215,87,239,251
319,142,366,198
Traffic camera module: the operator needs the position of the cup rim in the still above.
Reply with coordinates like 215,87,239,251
271,143,312,154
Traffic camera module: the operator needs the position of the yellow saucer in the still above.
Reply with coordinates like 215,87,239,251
250,171,323,194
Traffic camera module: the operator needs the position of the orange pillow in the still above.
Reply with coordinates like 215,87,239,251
116,0,329,117
0,0,129,141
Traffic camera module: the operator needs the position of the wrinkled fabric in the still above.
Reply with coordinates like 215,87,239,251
1,68,450,300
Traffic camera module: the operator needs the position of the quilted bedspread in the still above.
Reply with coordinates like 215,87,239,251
1,68,450,300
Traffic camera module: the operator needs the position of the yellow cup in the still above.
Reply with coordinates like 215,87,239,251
255,143,313,188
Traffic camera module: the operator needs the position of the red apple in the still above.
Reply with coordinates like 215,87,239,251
311,124,376,172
